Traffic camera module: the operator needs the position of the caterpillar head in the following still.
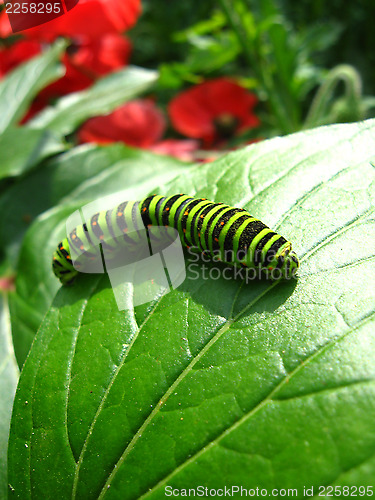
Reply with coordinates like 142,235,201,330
281,250,299,279
52,239,79,286
264,243,299,280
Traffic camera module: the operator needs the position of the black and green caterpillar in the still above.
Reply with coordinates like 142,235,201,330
52,194,299,285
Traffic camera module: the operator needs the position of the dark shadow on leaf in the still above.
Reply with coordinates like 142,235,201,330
176,252,298,320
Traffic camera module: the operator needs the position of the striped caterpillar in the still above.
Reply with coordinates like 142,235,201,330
52,194,299,285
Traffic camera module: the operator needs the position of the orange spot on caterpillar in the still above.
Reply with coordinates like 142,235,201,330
123,228,128,233
99,235,104,240
184,211,189,216
214,238,219,242
80,245,84,250
142,207,146,212
117,212,123,217
200,215,204,218
166,207,170,211
183,229,186,233
72,234,77,239
93,221,97,226
220,221,224,226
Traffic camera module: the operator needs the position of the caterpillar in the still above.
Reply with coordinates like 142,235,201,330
52,194,299,285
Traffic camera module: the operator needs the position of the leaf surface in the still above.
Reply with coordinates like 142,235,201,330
0,293,19,499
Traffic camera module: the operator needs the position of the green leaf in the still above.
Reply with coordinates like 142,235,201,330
7,146,191,366
0,293,19,499
8,120,375,497
185,32,241,74
0,40,65,134
0,126,67,181
28,66,159,135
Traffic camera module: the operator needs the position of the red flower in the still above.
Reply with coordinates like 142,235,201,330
13,34,131,123
0,39,41,78
18,0,141,40
41,34,132,98
0,0,140,38
78,99,166,148
169,78,260,147
67,34,132,77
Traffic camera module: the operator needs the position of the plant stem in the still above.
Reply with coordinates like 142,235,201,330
304,64,363,128
218,0,295,134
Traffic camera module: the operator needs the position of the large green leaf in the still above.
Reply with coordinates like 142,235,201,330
8,120,375,498
0,293,19,499
0,40,65,134
0,126,67,181
28,66,158,135
7,146,191,366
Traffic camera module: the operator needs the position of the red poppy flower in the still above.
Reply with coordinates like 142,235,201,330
168,78,260,147
67,34,132,77
0,39,41,78
149,139,199,162
78,99,166,148
40,34,132,98
13,0,141,40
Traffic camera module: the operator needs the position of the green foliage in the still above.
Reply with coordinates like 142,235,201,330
0,40,66,134
6,119,375,497
0,126,67,181
29,66,158,136
127,0,218,67
153,0,375,137
0,293,19,500
282,0,375,95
